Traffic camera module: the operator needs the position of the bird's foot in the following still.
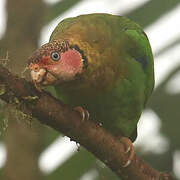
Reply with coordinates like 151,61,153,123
119,136,135,167
73,106,89,121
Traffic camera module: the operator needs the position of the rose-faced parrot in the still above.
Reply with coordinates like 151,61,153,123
28,13,154,167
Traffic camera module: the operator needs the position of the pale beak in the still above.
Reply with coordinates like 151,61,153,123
30,68,47,84
29,63,58,87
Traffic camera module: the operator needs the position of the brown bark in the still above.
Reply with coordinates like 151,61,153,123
0,65,174,180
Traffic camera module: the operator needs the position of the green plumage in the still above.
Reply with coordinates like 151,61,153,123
50,13,154,141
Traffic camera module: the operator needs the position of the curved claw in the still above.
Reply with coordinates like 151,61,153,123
73,106,89,121
123,159,131,168
119,136,135,168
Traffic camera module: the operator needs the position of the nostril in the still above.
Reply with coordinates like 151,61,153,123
34,66,39,71
29,63,40,72
33,64,39,72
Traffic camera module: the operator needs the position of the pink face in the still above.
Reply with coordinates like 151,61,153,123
28,45,84,86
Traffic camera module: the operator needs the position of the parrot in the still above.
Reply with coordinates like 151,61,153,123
28,13,154,167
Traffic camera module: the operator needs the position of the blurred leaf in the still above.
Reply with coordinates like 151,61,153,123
45,0,83,24
148,66,180,149
141,151,173,172
155,37,180,57
45,148,96,180
126,0,180,27
95,161,120,180
41,126,60,149
0,168,2,179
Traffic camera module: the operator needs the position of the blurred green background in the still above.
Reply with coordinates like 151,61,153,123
0,0,180,179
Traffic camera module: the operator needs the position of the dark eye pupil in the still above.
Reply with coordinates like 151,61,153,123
51,52,60,61
53,53,58,58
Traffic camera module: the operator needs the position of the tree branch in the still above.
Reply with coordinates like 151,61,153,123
0,64,174,180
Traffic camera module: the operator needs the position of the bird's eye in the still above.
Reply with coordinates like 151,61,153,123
51,52,60,61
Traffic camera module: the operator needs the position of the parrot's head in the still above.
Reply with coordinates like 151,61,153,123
28,39,87,87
